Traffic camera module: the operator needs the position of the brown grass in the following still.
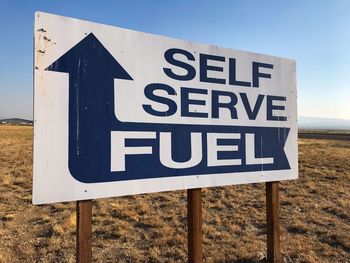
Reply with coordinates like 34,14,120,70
0,125,349,262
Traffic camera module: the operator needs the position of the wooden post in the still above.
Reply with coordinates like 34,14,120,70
76,200,92,263
187,188,203,263
266,182,281,263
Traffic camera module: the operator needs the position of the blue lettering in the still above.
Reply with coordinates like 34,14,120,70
200,54,226,84
163,48,196,81
229,58,251,87
143,83,177,117
267,95,287,121
212,90,238,119
181,87,208,118
252,62,273,87
240,93,264,120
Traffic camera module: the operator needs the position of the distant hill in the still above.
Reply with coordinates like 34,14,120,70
299,116,350,131
0,118,33,125
1,116,349,130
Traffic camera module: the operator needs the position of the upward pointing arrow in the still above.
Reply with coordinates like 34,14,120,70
46,33,132,80
46,33,133,183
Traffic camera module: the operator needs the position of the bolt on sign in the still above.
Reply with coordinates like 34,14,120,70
33,12,298,204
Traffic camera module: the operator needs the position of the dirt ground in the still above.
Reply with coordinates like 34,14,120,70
0,125,349,262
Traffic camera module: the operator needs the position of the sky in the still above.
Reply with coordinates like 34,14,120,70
0,0,349,120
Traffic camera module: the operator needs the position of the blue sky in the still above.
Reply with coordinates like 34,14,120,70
0,0,349,120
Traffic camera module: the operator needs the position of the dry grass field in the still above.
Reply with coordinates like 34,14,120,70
0,125,349,262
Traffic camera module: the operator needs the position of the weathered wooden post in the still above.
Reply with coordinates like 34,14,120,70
187,188,203,263
76,200,92,263
266,182,281,263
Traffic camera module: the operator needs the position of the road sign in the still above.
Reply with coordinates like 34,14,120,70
33,12,297,204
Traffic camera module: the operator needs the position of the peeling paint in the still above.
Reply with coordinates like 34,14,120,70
43,36,51,42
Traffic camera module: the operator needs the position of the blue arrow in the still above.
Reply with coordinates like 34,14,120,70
46,33,133,182
46,33,290,184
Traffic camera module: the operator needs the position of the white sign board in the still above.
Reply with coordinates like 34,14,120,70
33,12,297,204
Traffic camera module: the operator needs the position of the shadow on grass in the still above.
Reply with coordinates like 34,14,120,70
219,259,267,263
